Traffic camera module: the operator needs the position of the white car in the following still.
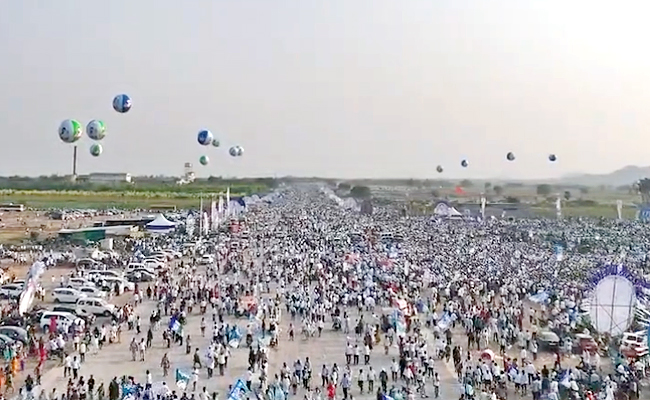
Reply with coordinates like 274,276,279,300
66,278,95,289
100,277,134,293
199,255,214,265
76,297,116,317
78,286,106,298
52,288,87,304
40,311,85,333
143,259,165,269
0,283,24,299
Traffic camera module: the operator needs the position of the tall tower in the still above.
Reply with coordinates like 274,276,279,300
184,162,195,183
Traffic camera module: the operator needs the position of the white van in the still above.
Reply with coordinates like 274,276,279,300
52,288,87,304
76,297,116,317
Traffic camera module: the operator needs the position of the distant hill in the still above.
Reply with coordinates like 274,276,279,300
556,165,650,187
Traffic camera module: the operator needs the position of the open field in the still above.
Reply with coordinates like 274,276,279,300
0,189,252,210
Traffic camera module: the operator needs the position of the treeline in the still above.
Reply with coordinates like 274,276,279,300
0,175,275,194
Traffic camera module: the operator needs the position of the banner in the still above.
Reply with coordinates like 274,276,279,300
226,379,248,400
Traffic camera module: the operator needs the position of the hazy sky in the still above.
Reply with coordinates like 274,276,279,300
1,1,650,179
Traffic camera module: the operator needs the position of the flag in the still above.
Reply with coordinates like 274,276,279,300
455,186,465,195
175,369,191,390
381,394,394,400
169,317,181,333
226,187,231,216
226,379,249,400
211,199,217,231
218,196,224,216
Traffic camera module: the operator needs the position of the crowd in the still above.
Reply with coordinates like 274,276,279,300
2,187,649,400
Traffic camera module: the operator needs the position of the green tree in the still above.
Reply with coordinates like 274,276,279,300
536,184,553,196
484,182,492,191
493,186,504,196
431,189,441,198
564,190,571,201
579,187,589,195
350,185,371,199
460,179,473,188
337,182,351,191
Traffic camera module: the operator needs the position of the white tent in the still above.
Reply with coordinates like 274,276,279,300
433,202,463,219
146,214,176,233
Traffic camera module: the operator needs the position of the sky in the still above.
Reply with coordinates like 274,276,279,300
1,0,650,180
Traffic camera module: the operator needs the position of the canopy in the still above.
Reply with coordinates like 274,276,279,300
433,202,463,219
146,214,176,233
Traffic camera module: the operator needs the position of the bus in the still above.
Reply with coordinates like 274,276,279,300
0,203,25,212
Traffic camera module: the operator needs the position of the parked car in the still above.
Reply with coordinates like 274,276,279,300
126,270,155,283
76,298,116,317
66,278,95,289
0,334,19,351
537,330,560,351
78,286,106,298
0,326,28,345
52,306,95,325
199,255,214,265
52,288,86,304
0,284,24,299
39,311,85,333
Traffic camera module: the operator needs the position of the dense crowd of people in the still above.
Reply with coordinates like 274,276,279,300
1,187,649,400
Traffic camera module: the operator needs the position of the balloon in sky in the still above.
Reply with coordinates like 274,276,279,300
211,138,220,147
229,146,238,157
461,159,468,168
112,94,132,113
506,152,515,161
58,119,83,144
197,130,213,146
436,165,443,173
86,120,106,140
548,154,557,162
89,143,103,157
199,155,209,166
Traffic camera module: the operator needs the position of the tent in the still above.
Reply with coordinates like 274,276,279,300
433,202,463,219
146,214,176,233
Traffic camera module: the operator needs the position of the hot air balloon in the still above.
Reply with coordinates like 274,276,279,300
86,120,106,140
112,94,132,113
461,159,468,168
199,155,209,166
58,119,83,143
506,152,515,161
548,154,557,162
197,130,213,146
436,165,443,173
89,143,103,157
211,139,220,147
229,146,238,157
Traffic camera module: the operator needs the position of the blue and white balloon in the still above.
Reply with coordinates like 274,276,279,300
229,146,238,157
112,94,132,113
197,129,213,146
236,146,244,156
86,120,106,140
